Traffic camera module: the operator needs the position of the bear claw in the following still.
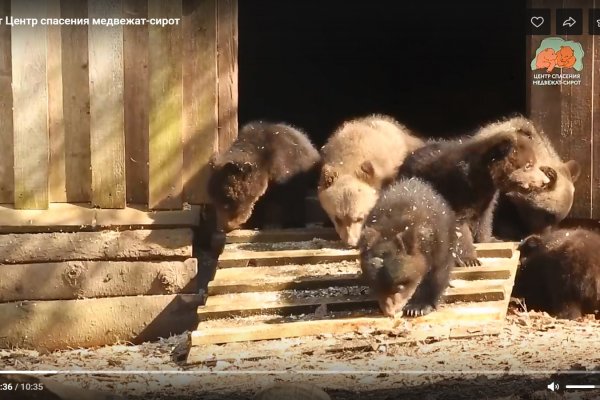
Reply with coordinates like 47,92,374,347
403,303,435,318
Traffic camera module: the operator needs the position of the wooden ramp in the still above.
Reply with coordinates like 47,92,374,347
187,228,519,364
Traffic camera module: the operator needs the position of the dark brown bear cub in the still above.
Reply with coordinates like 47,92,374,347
397,122,537,266
208,121,320,232
514,228,600,320
358,178,457,317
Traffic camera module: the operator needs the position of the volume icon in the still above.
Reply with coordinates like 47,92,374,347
547,382,559,391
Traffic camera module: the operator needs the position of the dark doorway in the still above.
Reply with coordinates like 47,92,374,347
238,1,526,146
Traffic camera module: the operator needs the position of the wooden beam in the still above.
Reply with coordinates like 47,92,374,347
187,320,504,364
61,0,92,203
0,203,202,231
207,263,514,295
0,0,13,204
0,259,197,302
0,294,203,351
182,0,218,204
123,0,149,205
47,0,66,203
88,0,126,208
191,301,507,346
148,0,184,209
216,0,238,152
11,0,49,209
0,228,192,264
225,227,338,244
198,284,508,320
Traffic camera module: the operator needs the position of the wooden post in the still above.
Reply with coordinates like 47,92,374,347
182,0,218,204
88,0,126,208
0,0,13,204
11,0,49,209
148,0,184,210
61,0,92,203
216,0,238,153
47,0,66,203
123,0,149,205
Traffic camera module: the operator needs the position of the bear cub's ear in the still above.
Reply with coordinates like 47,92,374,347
565,160,581,183
319,165,338,189
518,234,544,255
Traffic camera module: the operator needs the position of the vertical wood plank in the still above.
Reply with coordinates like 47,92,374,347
559,0,592,218
88,0,126,208
182,0,217,204
123,0,149,205
47,0,66,203
0,0,13,204
593,0,600,218
148,0,183,210
216,0,238,153
11,0,49,209
61,0,92,203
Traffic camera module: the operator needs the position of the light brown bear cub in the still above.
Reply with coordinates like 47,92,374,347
318,115,423,246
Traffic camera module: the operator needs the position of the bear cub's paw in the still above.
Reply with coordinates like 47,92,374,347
402,301,436,318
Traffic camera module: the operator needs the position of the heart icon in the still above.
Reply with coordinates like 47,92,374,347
531,16,544,28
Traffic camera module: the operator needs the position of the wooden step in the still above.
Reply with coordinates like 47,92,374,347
207,262,514,295
218,242,518,268
198,282,509,320
225,228,338,244
191,300,507,346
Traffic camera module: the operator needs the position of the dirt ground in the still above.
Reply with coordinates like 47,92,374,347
2,307,600,400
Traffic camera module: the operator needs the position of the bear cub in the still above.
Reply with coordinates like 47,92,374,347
358,178,457,318
514,228,600,320
208,121,320,232
319,115,423,247
397,120,538,266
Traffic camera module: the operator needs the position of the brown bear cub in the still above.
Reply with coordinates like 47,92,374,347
319,115,423,247
396,119,538,266
208,121,320,232
515,228,600,320
492,117,581,241
358,178,457,318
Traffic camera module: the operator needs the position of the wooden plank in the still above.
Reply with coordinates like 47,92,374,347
0,259,197,302
182,0,217,204
0,228,192,264
0,203,202,231
0,294,203,351
61,0,91,203
47,0,66,203
0,0,13,204
148,0,183,210
11,0,49,209
88,0,126,208
191,301,506,346
198,284,508,320
218,245,516,268
123,0,149,205
187,319,504,364
226,228,338,244
594,0,600,218
216,0,238,152
207,263,514,295
559,0,593,217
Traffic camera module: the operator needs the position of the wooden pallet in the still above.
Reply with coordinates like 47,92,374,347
187,228,519,364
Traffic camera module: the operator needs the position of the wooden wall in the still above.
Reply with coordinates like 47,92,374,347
527,0,598,218
0,0,237,210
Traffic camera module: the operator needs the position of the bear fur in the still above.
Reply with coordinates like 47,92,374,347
396,119,539,266
318,115,424,247
207,121,320,232
515,228,600,319
358,178,456,318
492,117,581,241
